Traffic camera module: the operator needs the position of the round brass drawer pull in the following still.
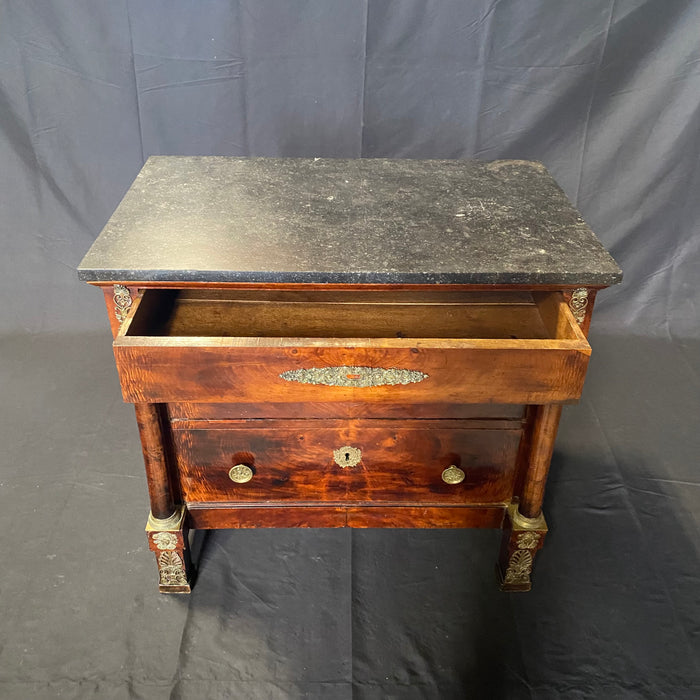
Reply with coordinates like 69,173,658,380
229,464,254,483
442,465,465,484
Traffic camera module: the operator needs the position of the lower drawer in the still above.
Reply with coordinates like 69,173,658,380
171,420,522,506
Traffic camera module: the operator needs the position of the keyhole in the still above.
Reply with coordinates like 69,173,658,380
334,445,361,468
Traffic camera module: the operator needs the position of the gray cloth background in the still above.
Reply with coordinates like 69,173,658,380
1,2,699,699
2,0,700,337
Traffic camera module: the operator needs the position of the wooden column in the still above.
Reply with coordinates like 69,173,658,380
134,403,176,520
519,403,562,519
135,402,193,592
498,403,561,591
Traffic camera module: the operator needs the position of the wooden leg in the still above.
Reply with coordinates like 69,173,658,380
133,403,176,520
146,506,193,594
497,403,560,591
519,404,562,519
134,403,193,592
497,504,547,592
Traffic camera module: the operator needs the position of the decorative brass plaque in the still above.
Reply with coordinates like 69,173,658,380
569,287,589,324
113,284,132,324
503,549,533,585
333,446,362,468
158,551,188,586
229,464,254,483
517,532,541,550
280,366,428,388
441,465,466,484
151,532,178,551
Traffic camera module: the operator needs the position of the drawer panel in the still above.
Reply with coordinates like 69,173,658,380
114,289,591,405
172,420,522,506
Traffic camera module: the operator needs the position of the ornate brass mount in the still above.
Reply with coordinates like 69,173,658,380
568,287,589,324
113,284,132,324
280,366,428,388
500,504,548,590
333,446,362,468
157,551,189,587
151,532,178,551
145,505,190,590
503,531,542,586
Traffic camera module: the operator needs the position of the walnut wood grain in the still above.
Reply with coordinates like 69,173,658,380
115,342,589,405
114,290,590,405
346,505,505,528
186,504,506,529
171,420,522,506
171,417,521,432
511,406,537,500
580,290,597,337
173,288,538,304
167,402,527,422
125,288,571,340
133,403,176,520
519,404,563,518
161,295,551,339
187,505,348,529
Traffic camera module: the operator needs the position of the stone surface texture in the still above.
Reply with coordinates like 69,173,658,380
78,157,622,285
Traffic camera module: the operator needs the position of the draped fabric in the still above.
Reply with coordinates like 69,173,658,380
2,0,699,337
1,2,699,698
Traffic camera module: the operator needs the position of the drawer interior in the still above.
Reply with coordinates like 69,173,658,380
125,289,580,341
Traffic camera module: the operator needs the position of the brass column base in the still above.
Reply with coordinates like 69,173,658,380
497,503,548,592
146,506,193,594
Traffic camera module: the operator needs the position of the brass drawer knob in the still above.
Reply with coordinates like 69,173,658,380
442,465,465,484
229,464,254,483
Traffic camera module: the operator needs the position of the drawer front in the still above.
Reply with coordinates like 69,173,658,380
116,343,589,404
114,289,591,405
172,420,522,506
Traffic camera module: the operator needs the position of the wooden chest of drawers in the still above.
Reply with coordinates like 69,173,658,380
79,157,621,592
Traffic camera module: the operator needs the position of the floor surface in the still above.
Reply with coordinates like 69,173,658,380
0,331,698,699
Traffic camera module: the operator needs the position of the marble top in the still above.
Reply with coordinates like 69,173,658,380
78,157,622,286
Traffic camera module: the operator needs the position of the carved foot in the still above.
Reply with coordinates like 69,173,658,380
497,503,547,592
146,506,193,594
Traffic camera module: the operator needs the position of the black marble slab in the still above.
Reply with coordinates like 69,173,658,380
78,157,622,286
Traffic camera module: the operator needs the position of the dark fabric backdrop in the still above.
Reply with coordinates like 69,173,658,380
2,0,700,337
1,2,699,699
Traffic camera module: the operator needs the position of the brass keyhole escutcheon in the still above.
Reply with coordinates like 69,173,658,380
333,446,362,468
442,465,465,484
229,464,254,483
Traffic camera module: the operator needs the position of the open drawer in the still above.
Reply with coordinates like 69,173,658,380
113,288,591,404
